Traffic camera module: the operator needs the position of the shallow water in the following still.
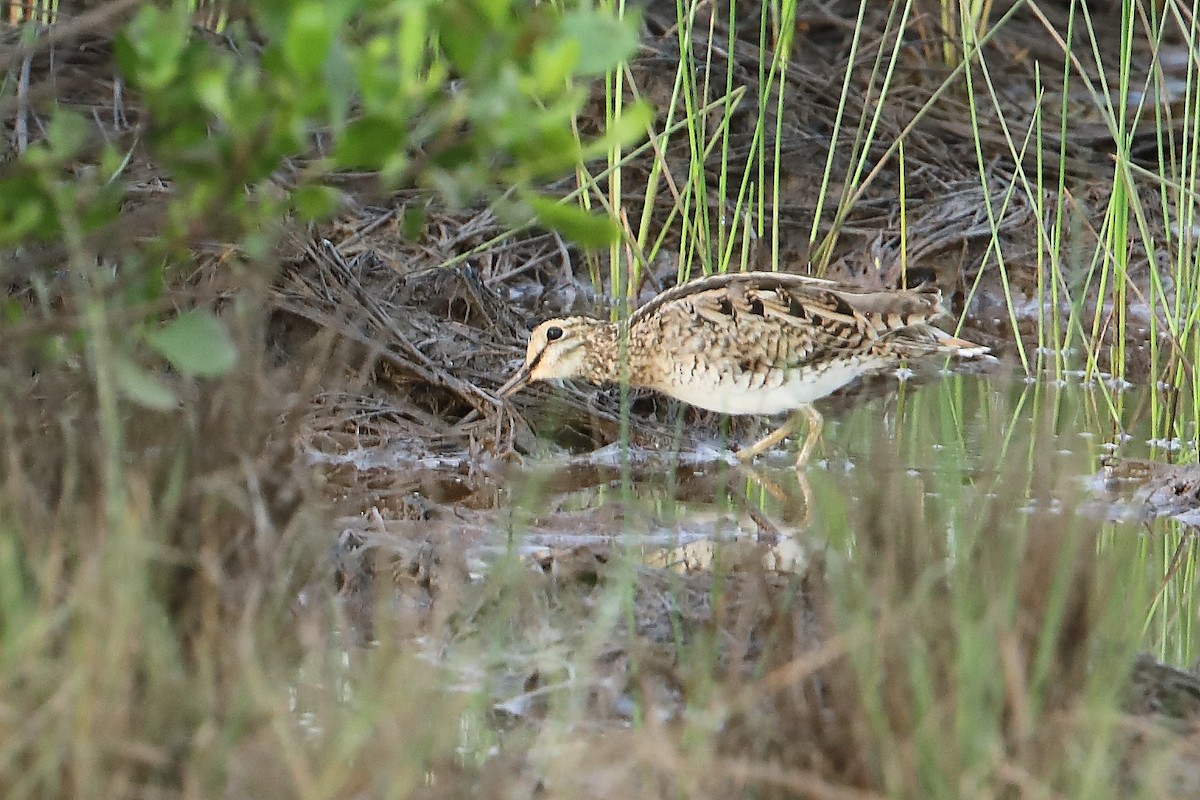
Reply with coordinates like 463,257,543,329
318,372,1200,659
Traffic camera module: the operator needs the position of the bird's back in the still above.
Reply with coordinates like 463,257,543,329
627,271,985,415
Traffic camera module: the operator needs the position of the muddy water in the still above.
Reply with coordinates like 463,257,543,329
313,371,1200,663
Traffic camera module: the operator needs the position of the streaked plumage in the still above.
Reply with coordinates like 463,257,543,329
499,270,988,466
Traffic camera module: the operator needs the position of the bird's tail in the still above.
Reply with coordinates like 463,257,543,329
927,328,990,357
884,324,991,358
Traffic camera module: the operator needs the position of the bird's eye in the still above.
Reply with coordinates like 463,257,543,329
545,326,564,342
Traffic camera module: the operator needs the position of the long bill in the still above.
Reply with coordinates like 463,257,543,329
496,363,533,398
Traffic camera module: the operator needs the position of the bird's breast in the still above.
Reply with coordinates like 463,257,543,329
656,357,884,415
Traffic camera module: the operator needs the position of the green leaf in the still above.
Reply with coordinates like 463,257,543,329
194,65,235,120
529,38,580,95
114,356,178,410
115,4,190,91
146,310,238,377
578,100,653,160
514,125,583,176
558,9,639,76
401,205,427,240
323,39,355,131
438,4,488,74
476,0,513,27
79,180,125,235
525,194,620,248
0,189,49,245
334,116,408,169
292,185,344,220
284,4,334,77
46,112,89,160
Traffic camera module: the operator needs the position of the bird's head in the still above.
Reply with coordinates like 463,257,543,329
497,317,612,396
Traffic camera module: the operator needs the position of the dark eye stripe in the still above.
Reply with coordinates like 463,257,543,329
527,347,546,373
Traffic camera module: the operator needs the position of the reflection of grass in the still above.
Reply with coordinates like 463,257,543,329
927,0,1200,450
468,376,1195,796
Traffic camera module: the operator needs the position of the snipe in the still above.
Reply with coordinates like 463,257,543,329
498,270,989,467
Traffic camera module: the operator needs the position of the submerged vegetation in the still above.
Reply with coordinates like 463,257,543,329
3,0,1200,797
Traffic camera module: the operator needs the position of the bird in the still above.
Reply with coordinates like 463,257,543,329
497,270,989,467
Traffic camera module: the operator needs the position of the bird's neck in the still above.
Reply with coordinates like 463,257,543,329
580,323,648,386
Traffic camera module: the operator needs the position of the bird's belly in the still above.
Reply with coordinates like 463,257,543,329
661,360,880,415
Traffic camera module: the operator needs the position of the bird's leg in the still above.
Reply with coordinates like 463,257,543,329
734,405,824,468
792,405,824,469
736,463,814,529
734,415,798,463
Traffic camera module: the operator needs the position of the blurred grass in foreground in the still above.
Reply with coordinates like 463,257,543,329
5,307,1198,797
450,375,1192,798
